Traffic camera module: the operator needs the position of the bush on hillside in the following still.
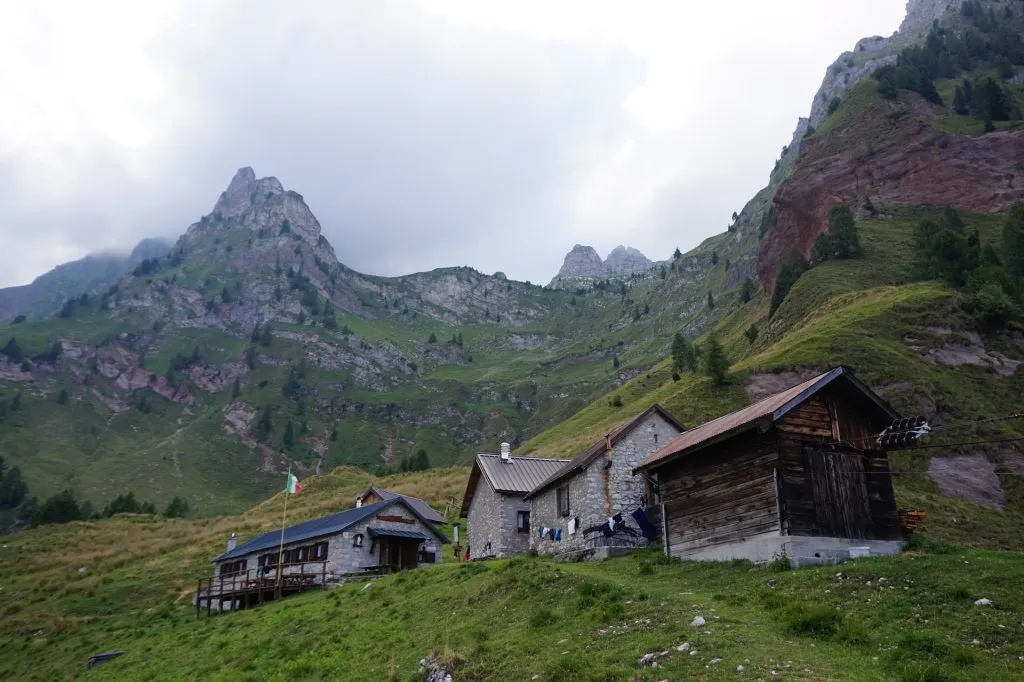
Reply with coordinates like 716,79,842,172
812,206,863,264
770,251,810,315
970,282,1020,330
702,336,730,386
163,496,189,518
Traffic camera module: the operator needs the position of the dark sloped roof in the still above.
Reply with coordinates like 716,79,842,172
361,487,445,524
213,498,449,563
524,404,684,499
635,367,898,474
368,528,429,541
459,454,569,516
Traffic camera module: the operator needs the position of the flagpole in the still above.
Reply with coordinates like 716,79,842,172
275,460,291,597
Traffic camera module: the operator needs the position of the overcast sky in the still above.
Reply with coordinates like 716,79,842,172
0,0,908,287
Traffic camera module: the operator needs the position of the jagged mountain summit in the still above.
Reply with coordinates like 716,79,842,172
549,244,657,287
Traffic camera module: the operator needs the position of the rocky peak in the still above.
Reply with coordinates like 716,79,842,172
557,245,605,280
214,167,286,220
550,244,656,286
604,246,653,276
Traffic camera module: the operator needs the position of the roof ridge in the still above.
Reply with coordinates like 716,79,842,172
477,453,570,462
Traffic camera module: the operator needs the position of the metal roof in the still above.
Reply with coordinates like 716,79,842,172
368,528,429,541
459,454,569,516
361,487,445,524
525,404,683,499
213,498,448,563
635,367,898,473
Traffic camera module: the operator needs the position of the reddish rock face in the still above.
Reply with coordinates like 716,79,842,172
757,103,1024,294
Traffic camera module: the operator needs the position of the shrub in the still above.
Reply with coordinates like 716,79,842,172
783,604,842,638
770,251,810,315
528,607,557,628
970,282,1019,330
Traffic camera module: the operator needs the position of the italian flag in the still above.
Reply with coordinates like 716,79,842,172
286,472,302,495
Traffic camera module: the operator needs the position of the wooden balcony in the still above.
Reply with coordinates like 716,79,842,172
194,561,328,617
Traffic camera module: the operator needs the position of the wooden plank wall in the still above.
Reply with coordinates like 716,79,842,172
659,430,779,557
776,386,900,540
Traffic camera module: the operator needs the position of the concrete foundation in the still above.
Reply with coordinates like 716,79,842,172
674,532,903,567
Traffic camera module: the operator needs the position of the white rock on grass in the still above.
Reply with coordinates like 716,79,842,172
709,658,723,664
691,615,706,626
676,643,691,652
974,598,992,606
737,665,745,672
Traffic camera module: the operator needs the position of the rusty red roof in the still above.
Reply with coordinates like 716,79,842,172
634,367,897,473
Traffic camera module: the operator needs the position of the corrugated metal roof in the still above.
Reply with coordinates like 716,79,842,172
368,528,429,541
478,454,570,494
460,454,570,516
364,487,445,524
524,404,684,499
635,367,897,473
213,498,448,563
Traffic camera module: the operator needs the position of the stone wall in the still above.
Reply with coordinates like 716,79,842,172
531,413,681,556
467,478,501,558
212,501,444,578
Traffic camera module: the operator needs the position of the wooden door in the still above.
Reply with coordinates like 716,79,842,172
804,447,873,539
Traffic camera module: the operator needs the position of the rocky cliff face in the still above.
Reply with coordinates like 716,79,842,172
604,246,653,276
900,0,963,34
804,1,964,129
758,97,1024,293
550,244,656,286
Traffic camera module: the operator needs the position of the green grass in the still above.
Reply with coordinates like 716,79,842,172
1,518,1022,681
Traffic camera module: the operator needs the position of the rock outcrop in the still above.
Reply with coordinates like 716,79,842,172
757,97,1024,293
900,0,963,35
605,246,653,276
556,245,605,280
550,244,656,286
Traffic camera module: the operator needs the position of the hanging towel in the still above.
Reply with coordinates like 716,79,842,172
554,528,561,541
567,517,577,535
631,507,658,541
608,516,617,532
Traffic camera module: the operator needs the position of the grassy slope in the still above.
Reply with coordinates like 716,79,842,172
1,465,1023,682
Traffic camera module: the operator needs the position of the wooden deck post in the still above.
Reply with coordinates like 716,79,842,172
196,578,202,619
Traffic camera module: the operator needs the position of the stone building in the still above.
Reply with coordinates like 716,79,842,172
459,449,568,559
211,497,449,579
355,486,446,524
523,405,684,556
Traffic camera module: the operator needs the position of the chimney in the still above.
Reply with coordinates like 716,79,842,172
356,496,363,508
227,533,237,552
500,442,511,462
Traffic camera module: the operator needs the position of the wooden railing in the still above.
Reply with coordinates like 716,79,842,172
195,560,328,617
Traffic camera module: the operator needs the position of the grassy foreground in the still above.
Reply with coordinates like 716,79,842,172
2,541,1023,681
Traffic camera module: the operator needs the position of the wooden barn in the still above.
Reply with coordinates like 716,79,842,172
634,368,903,565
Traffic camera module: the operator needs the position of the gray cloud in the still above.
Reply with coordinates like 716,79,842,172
0,0,905,287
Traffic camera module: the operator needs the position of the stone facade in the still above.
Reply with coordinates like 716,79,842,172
212,499,444,578
466,478,532,559
530,412,681,556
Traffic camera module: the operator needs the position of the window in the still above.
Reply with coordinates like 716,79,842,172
353,533,364,548
219,559,247,576
297,546,309,562
557,486,570,517
516,510,530,534
259,553,277,567
313,541,328,559
418,549,436,564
